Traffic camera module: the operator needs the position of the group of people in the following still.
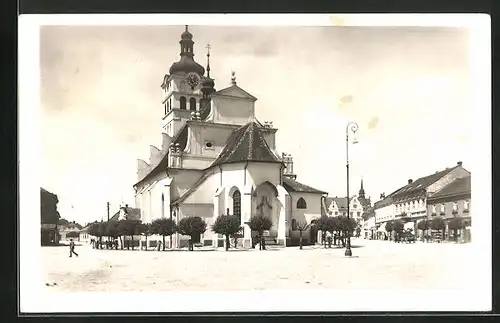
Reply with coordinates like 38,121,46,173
90,238,119,249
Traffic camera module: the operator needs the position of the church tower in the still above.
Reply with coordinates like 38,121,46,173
160,26,206,137
358,178,365,199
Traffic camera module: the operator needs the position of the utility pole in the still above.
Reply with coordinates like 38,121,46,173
107,201,110,222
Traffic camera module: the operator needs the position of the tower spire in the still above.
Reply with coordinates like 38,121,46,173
359,177,365,199
206,43,211,77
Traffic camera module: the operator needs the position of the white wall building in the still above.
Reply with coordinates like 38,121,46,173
133,26,327,249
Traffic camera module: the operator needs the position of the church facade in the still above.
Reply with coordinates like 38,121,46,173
133,26,327,249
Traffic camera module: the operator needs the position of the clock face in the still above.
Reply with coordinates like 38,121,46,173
186,73,200,88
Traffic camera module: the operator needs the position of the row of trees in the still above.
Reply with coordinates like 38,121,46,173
313,215,357,249
86,214,275,251
383,216,468,243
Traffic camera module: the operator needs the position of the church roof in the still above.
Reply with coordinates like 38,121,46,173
282,177,327,194
210,121,282,167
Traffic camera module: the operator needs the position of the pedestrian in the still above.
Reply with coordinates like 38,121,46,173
114,239,118,250
157,240,162,251
69,239,79,257
333,233,337,246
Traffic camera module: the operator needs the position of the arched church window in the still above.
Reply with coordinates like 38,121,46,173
189,97,197,111
297,197,307,209
180,96,187,110
291,219,297,230
232,190,241,224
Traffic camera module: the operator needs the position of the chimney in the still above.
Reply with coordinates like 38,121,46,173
125,204,129,208
457,161,463,166
380,193,385,199
408,179,413,184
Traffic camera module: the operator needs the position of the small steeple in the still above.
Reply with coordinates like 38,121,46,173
359,177,365,199
205,43,211,77
231,70,237,85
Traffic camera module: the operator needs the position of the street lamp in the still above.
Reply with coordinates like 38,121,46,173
345,121,359,257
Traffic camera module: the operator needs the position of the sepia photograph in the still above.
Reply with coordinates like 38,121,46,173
18,14,491,313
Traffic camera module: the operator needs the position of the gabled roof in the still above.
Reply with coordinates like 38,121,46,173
109,207,141,221
428,176,471,201
210,121,282,167
282,177,327,195
392,165,460,198
215,84,257,101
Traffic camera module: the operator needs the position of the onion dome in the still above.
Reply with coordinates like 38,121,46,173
169,57,205,75
168,25,205,76
201,76,215,89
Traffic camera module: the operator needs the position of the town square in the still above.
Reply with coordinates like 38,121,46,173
19,14,491,312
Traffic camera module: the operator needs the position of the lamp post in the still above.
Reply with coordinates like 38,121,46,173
345,121,359,257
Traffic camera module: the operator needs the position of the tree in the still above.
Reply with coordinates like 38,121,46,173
392,219,405,242
448,217,466,243
211,214,242,251
151,218,176,251
325,216,340,246
177,216,208,251
40,188,60,225
105,220,121,249
315,216,330,248
247,215,273,250
385,221,394,241
430,216,446,242
117,219,141,250
337,215,357,246
295,220,310,250
417,219,430,242
138,223,154,250
87,222,106,249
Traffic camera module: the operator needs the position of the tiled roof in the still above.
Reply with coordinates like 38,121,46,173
109,207,141,221
282,177,327,194
392,166,459,198
428,176,471,201
211,121,282,167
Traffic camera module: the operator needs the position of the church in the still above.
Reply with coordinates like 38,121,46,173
133,26,327,249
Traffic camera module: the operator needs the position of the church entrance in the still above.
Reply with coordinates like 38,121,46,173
251,182,280,242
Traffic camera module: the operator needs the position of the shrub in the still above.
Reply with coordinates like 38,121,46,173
151,218,176,251
212,214,242,251
177,216,207,251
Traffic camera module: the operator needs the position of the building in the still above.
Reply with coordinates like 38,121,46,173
390,161,470,236
372,161,470,240
373,193,395,240
361,206,376,239
57,222,82,242
40,187,60,246
133,26,327,249
427,175,471,242
323,180,371,225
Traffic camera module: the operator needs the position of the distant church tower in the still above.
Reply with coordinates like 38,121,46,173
358,178,365,199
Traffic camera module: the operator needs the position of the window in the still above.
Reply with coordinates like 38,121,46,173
453,202,458,211
291,219,297,230
189,97,197,111
232,190,241,223
164,103,167,115
180,96,187,110
205,141,214,150
357,212,361,217
335,211,338,215
441,204,445,212
432,205,436,213
296,197,307,209
464,200,469,210
350,212,354,217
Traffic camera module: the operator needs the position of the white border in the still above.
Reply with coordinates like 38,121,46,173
18,14,491,313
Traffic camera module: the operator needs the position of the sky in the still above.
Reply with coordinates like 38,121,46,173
39,25,472,224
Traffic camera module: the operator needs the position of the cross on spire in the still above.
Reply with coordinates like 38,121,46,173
206,43,211,77
231,70,237,85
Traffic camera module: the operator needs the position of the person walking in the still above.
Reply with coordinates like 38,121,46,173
69,239,79,257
